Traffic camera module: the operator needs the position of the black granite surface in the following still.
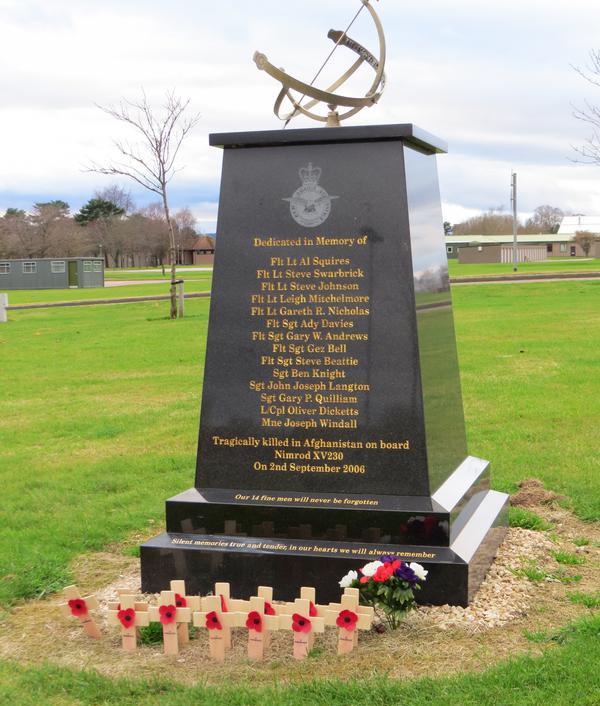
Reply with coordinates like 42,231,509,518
140,124,508,607
141,489,508,606
209,123,447,153
195,132,467,498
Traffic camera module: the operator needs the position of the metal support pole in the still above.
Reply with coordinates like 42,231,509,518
511,172,518,272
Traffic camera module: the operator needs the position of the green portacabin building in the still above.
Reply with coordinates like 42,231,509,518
0,257,104,290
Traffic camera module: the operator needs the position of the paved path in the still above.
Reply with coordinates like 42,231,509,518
7,292,211,311
105,279,166,287
107,267,212,274
452,271,600,284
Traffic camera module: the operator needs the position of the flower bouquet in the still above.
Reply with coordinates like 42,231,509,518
339,555,428,630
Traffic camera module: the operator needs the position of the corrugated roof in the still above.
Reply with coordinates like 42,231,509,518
558,216,600,235
446,234,574,244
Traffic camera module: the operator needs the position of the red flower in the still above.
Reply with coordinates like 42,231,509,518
264,601,276,616
205,610,222,630
159,604,176,625
372,564,394,582
309,601,318,617
246,611,263,632
359,576,369,584
292,613,311,633
220,594,228,612
336,609,358,632
68,598,88,617
175,593,187,608
117,608,136,629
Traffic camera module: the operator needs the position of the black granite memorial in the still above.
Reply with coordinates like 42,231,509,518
140,123,508,606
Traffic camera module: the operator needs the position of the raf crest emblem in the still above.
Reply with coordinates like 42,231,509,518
283,163,338,228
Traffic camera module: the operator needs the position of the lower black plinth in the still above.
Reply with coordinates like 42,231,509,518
140,490,508,607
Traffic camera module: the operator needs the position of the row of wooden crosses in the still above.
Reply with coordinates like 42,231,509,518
60,580,374,661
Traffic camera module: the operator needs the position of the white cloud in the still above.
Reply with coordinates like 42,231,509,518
1,0,600,224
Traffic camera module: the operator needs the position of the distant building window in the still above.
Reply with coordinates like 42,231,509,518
546,244,553,254
93,261,102,272
446,246,453,253
51,261,65,273
0,262,10,274
477,246,483,252
560,243,567,253
23,261,37,274
83,261,93,272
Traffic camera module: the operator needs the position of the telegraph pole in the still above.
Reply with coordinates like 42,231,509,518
511,172,518,272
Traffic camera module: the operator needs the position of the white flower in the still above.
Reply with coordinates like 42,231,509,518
409,562,428,581
338,570,358,588
360,560,384,577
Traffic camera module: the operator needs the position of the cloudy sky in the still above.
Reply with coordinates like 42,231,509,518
1,0,600,231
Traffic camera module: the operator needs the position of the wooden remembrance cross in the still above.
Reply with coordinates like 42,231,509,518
219,594,280,660
148,590,191,655
107,594,149,651
278,598,325,660
59,585,101,639
193,595,241,662
170,579,201,645
278,586,328,649
325,589,373,654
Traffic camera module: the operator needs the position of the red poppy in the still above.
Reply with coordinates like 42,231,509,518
292,613,311,633
206,610,222,630
175,593,187,608
336,609,358,632
246,611,263,632
159,604,176,625
264,601,276,616
117,608,136,629
68,598,88,617
220,594,228,612
309,601,318,617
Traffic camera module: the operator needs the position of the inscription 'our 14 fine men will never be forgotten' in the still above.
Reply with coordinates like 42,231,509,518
208,232,412,480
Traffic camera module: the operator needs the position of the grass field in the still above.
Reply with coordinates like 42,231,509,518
1,614,600,705
5,276,212,305
105,266,213,281
0,280,598,704
448,257,600,277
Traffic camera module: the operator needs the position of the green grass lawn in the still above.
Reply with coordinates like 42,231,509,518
0,615,598,705
0,280,598,704
5,276,212,305
453,280,599,521
448,257,600,277
105,266,213,281
0,299,207,606
1,279,597,609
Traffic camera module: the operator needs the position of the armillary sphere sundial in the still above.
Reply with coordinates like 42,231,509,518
253,0,386,127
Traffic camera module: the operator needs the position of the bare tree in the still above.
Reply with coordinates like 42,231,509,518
573,50,600,164
453,208,520,236
523,205,564,234
89,91,200,318
573,230,596,257
95,184,134,215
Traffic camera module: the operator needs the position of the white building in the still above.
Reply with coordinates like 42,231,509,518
558,215,600,235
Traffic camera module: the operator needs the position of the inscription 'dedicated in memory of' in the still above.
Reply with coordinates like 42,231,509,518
209,233,413,480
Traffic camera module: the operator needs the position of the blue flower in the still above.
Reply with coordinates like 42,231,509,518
394,563,418,585
379,554,399,564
